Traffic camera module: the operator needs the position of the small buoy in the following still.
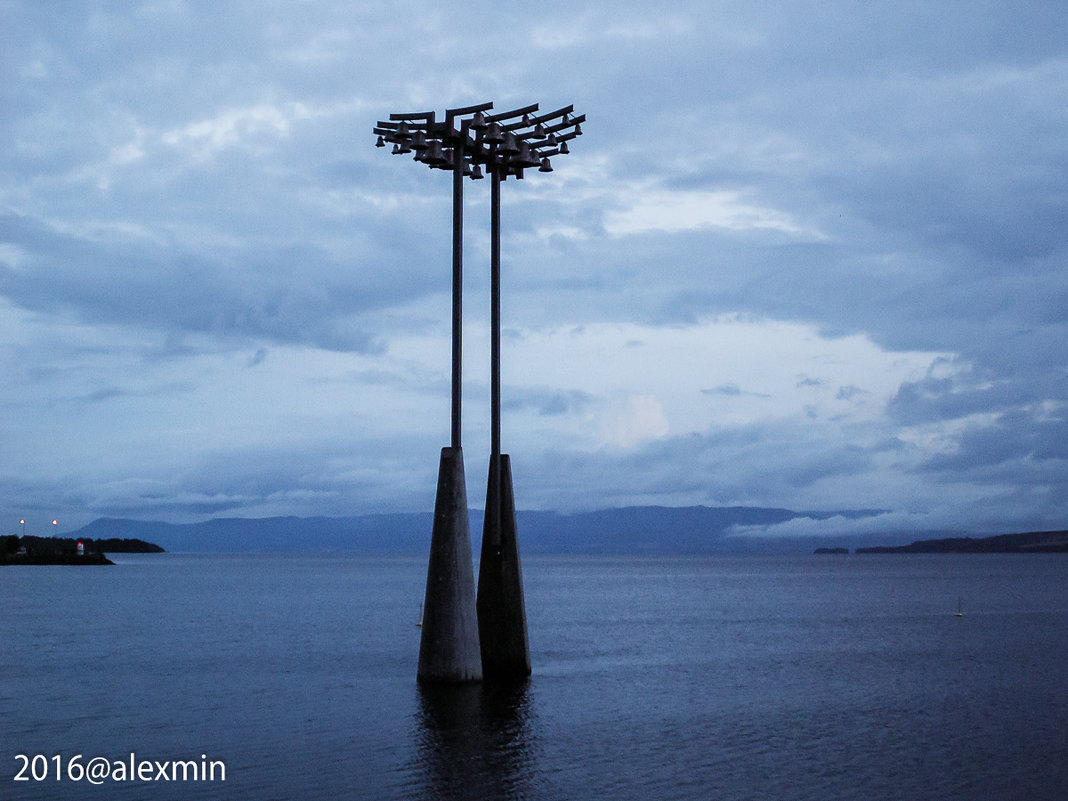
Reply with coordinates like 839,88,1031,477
955,597,963,617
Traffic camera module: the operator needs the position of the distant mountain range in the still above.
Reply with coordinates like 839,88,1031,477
69,505,900,555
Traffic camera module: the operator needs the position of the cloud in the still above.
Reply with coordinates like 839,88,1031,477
703,383,770,399
3,0,1068,534
917,408,1068,475
705,384,742,397
604,187,819,237
500,387,594,417
247,347,268,367
0,211,395,353
835,385,866,401
726,511,954,540
162,102,303,157
530,11,691,50
602,394,670,448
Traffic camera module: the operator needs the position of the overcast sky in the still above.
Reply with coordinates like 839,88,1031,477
3,1,1067,537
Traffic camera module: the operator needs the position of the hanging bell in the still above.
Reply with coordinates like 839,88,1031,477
423,140,445,166
532,122,547,140
395,121,412,141
516,142,539,169
484,121,504,144
376,135,385,148
538,157,553,173
471,111,487,130
410,130,428,150
470,163,484,180
559,141,569,155
500,133,520,156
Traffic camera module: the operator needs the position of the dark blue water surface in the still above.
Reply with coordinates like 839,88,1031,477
3,553,1068,800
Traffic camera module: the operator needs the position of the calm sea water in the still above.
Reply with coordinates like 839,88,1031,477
3,552,1067,800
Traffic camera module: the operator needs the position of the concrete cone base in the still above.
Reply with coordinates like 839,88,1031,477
477,453,531,680
417,446,483,684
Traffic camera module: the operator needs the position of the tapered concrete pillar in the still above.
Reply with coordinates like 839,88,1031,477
477,453,531,680
418,447,483,684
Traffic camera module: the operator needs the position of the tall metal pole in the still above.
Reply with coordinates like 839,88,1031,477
450,128,464,450
487,163,502,557
490,166,502,462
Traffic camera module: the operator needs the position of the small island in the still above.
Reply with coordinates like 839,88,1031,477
1,535,165,566
855,530,1068,554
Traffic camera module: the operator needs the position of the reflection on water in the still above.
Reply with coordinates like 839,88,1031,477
407,681,537,800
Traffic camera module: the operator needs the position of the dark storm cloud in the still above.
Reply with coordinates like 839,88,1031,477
0,211,402,352
919,409,1068,475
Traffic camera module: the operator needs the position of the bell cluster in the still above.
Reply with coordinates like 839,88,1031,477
374,102,584,180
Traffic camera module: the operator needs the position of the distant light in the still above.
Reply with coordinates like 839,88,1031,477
52,520,58,526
